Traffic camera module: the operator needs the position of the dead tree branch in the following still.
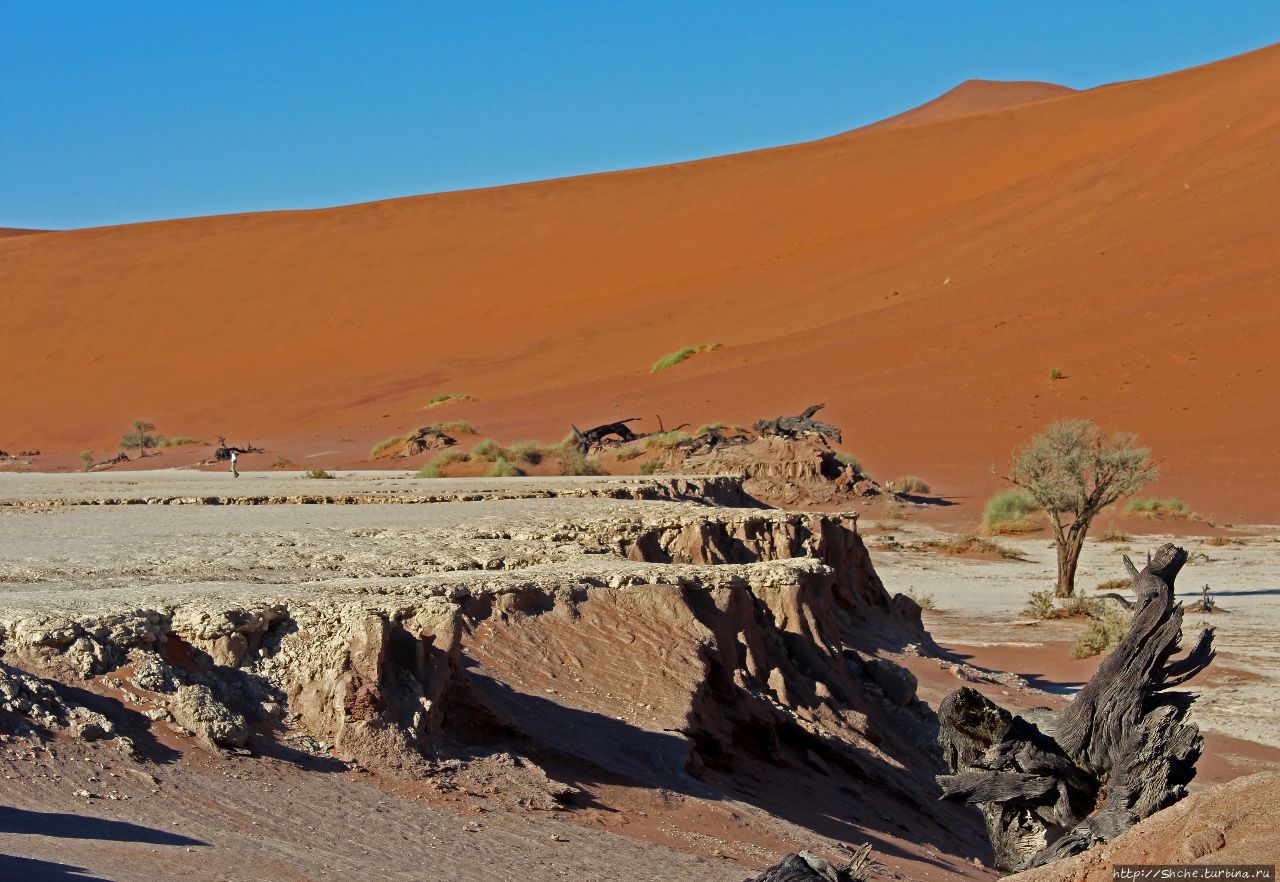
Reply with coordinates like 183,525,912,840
936,543,1213,871
752,404,842,444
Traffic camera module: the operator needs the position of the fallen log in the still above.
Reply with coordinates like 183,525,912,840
937,543,1213,871
213,436,265,462
752,404,842,444
749,846,872,882
570,418,644,453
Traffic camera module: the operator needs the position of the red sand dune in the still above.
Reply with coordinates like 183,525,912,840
2,43,1279,521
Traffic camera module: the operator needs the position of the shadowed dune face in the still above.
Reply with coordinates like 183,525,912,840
2,44,1279,519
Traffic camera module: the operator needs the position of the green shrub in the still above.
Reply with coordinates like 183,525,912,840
425,393,474,408
484,456,522,478
644,431,692,449
1125,497,1192,518
370,435,405,458
559,449,607,476
981,489,1040,533
303,468,334,480
429,420,476,435
1070,603,1131,659
1024,590,1056,620
638,461,660,476
694,422,724,436
615,446,644,461
651,342,722,373
893,475,931,494
469,439,507,462
834,451,861,472
79,450,94,472
508,440,545,466
1048,368,1064,380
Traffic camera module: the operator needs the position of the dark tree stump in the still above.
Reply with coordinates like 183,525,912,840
571,418,644,452
937,543,1214,871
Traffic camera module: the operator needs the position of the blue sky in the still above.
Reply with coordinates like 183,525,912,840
3,2,1278,229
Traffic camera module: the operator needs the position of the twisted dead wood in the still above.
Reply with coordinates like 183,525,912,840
936,543,1213,871
752,404,842,444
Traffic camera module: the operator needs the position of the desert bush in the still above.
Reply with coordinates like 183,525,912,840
882,499,905,521
158,436,203,448
417,450,468,478
1202,536,1245,547
79,450,94,472
694,422,724,436
1098,527,1131,542
906,589,937,611
1070,602,1131,659
1024,590,1057,620
1048,368,1064,380
508,440,545,466
484,456,522,478
922,535,1025,561
121,419,159,457
644,431,692,448
269,456,294,469
614,446,644,461
469,439,507,462
650,342,722,373
834,451,861,472
559,449,607,476
638,461,660,476
893,475,931,494
1125,497,1191,518
1094,578,1131,593
303,468,334,480
425,393,474,408
981,489,1040,533
369,435,405,459
429,420,476,435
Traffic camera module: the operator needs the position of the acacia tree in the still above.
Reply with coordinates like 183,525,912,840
1008,419,1156,597
122,419,157,458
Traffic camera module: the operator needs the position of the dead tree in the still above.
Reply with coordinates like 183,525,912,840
213,436,264,462
571,418,644,453
750,847,871,882
752,404,842,444
936,543,1213,871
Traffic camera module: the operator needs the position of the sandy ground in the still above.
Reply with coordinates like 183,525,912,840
3,43,1280,523
866,521,1280,751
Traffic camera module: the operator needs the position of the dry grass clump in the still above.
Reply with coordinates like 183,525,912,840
424,393,474,409
1098,528,1131,542
906,589,937,611
980,489,1041,534
507,440,546,466
417,450,468,478
559,449,608,476
644,431,692,448
429,420,476,435
614,446,644,461
892,475,931,494
1070,602,1132,659
79,450,94,472
269,456,294,469
835,451,861,472
694,422,724,435
923,535,1026,561
1202,535,1245,547
157,436,203,448
1125,497,1192,518
638,461,661,476
1048,368,1064,381
369,435,405,459
468,439,507,462
303,468,334,480
484,457,522,478
1094,578,1131,593
651,342,722,373
1024,590,1057,620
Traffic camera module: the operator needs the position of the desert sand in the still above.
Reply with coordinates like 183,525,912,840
3,44,1279,522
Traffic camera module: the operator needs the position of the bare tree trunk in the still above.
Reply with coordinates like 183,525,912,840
1055,523,1088,597
937,543,1214,871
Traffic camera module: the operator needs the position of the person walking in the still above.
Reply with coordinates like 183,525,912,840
230,449,239,478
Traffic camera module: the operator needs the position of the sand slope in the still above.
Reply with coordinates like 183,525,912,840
2,43,1279,519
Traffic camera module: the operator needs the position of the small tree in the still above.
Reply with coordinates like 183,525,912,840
80,450,94,472
1007,419,1156,597
122,419,157,457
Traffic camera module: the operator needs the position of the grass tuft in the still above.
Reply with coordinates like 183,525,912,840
303,468,334,480
834,451,861,472
638,460,660,476
906,589,937,611
1125,497,1192,518
157,436,204,448
469,439,507,462
1070,602,1132,659
1048,368,1064,381
370,435,406,459
416,450,468,478
559,449,608,476
980,489,1040,534
644,431,692,449
508,440,545,466
651,342,722,373
892,475,931,494
424,393,474,409
484,456,522,478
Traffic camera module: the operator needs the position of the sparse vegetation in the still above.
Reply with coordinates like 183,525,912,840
484,456,522,478
1094,578,1131,593
121,419,158,457
1202,536,1245,547
79,450,94,472
835,451,861,472
1024,590,1057,620
1098,528,1131,543
644,431,693,448
269,456,295,469
508,440,545,466
882,498,905,521
370,435,405,459
650,342,722,373
694,422,724,436
429,420,476,435
1070,602,1132,659
916,535,1025,561
417,450,468,478
906,589,937,611
1125,497,1192,518
469,439,507,462
614,446,644,461
559,449,607,476
157,436,203,448
1007,419,1157,597
981,489,1041,534
1048,368,1064,381
893,475,931,494
424,393,474,408
303,468,334,480
638,461,660,476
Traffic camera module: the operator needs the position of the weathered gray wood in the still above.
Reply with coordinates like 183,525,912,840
936,543,1213,871
571,418,644,452
752,404,842,444
750,847,871,882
